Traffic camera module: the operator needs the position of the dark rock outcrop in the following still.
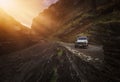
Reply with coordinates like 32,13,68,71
90,22,120,81
98,22,120,81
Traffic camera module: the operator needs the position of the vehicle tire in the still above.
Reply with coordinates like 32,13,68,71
84,46,88,49
75,45,77,48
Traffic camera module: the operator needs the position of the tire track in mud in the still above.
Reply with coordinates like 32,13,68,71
66,50,88,82
0,43,57,82
64,47,109,82
18,44,57,82
59,42,104,69
0,42,108,82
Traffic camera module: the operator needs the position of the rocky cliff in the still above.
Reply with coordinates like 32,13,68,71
91,21,120,81
31,0,91,38
32,0,120,81
31,0,119,41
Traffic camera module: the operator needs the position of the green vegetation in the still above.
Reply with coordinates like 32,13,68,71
94,11,120,24
57,48,63,57
50,68,57,82
61,13,91,30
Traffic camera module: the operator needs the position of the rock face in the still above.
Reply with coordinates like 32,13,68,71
31,0,118,41
31,0,120,81
31,0,92,37
0,9,34,55
91,22,120,81
100,22,120,81
87,5,120,81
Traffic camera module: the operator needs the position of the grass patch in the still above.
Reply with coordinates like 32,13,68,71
50,68,57,82
57,48,63,57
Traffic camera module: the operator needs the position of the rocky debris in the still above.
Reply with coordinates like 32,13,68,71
99,22,120,81
59,42,104,70
0,42,109,82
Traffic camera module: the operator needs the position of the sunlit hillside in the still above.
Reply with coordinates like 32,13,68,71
0,8,35,55
32,0,120,42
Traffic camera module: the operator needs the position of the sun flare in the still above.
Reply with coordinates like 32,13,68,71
0,0,42,28
0,0,15,10
0,0,58,28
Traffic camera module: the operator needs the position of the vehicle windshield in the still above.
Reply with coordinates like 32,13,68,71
78,38,87,40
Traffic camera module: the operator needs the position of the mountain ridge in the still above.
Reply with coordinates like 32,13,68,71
0,8,35,55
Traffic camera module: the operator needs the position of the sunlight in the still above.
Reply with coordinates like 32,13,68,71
0,0,44,28
0,0,58,28
0,0,36,28
0,0,15,10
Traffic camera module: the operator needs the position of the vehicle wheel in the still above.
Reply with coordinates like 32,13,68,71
75,45,77,48
84,46,88,49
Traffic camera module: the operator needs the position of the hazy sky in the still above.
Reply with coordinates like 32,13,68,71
0,0,58,27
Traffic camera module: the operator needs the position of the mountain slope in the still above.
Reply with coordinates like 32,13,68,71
31,0,87,37
32,0,120,81
0,8,34,55
31,0,119,41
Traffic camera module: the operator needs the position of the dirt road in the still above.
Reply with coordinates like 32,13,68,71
0,42,107,82
60,42,104,67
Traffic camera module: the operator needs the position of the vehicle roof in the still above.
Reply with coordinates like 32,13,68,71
77,36,87,38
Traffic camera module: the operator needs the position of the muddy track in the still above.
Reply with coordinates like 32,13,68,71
59,42,104,69
64,47,109,82
0,42,109,82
